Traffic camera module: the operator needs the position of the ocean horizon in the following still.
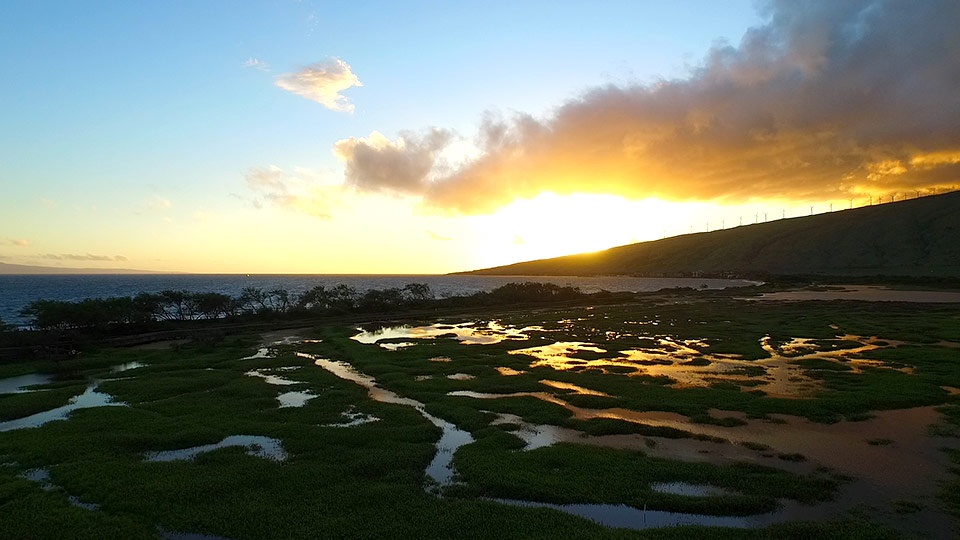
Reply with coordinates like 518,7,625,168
0,273,760,328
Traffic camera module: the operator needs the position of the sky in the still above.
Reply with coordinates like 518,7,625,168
2,0,958,274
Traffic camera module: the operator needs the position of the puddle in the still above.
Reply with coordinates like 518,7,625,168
0,373,54,394
244,368,317,408
245,369,300,386
510,333,912,398
750,286,960,303
490,413,583,451
457,385,959,537
351,321,530,348
20,468,100,511
301,352,473,486
323,407,379,428
0,384,126,432
277,391,317,408
110,361,146,373
144,435,287,462
447,373,475,381
540,380,611,397
241,348,273,360
650,482,732,497
495,498,767,529
497,367,526,376
381,342,416,351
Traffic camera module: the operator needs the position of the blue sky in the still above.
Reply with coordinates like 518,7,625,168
2,1,957,273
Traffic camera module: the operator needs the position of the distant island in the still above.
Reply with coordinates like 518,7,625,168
462,190,960,279
0,262,163,275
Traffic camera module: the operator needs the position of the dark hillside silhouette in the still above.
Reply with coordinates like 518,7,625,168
463,191,960,279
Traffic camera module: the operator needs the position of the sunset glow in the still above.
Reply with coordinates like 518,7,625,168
1,1,958,274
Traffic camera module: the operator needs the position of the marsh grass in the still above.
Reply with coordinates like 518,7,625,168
0,294,955,537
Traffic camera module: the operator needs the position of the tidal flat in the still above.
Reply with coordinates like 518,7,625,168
1,292,959,539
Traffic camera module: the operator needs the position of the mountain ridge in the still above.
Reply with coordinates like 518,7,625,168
0,262,163,275
462,191,960,279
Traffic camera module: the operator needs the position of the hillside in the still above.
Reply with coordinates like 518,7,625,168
463,191,960,279
0,262,159,275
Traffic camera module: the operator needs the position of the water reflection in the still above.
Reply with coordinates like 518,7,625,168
508,333,911,398
650,482,732,497
300,352,473,486
0,373,53,394
0,384,125,432
323,407,379,428
496,498,765,529
110,361,146,373
244,368,316,408
20,468,100,511
144,435,287,462
277,391,317,408
351,321,531,348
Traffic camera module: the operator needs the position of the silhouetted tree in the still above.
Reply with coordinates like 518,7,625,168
266,288,291,313
158,290,199,321
296,286,330,312
358,287,405,312
403,283,433,302
20,300,76,330
195,292,236,319
327,284,358,312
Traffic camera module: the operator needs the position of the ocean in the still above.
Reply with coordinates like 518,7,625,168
0,274,759,327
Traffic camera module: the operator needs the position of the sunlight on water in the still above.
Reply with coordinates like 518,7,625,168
351,321,530,348
505,333,912,398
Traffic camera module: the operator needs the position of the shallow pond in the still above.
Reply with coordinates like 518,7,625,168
0,373,54,394
20,467,100,511
0,384,125,432
301,352,474,486
352,321,531,348
144,435,287,462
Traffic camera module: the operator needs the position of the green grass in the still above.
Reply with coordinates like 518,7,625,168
1,293,955,538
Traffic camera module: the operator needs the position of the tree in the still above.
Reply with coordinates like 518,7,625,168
239,287,269,314
194,292,236,319
403,283,433,302
158,290,199,321
296,286,330,312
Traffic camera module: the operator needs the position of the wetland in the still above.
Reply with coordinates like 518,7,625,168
1,287,959,538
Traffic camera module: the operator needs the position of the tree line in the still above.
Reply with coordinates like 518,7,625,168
10,282,596,331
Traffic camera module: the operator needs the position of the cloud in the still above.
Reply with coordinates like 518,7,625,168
1,238,29,247
42,254,128,262
243,57,270,71
333,129,453,194
336,0,960,213
275,58,362,112
246,165,337,218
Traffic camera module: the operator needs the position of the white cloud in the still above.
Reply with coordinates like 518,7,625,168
275,58,362,112
243,57,270,71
